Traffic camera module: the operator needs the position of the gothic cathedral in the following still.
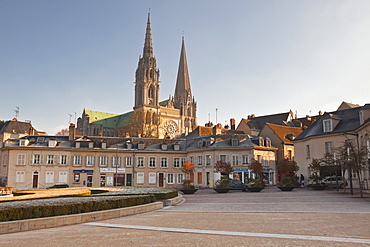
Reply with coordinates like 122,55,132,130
77,13,197,138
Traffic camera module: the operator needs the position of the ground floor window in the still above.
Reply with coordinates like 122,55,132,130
137,172,144,184
15,171,25,183
45,171,54,183
177,173,184,184
74,173,80,183
149,172,156,184
167,173,174,184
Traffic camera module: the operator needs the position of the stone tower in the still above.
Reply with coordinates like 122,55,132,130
134,12,160,110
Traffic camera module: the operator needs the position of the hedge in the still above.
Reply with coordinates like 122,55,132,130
0,194,156,222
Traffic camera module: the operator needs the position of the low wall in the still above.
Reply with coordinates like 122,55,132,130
0,201,163,235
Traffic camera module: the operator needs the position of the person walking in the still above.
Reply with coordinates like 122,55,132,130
300,174,305,187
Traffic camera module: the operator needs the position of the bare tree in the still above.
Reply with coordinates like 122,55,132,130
55,128,69,136
117,110,162,138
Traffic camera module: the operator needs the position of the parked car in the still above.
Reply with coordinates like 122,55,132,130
320,176,347,189
230,179,248,191
46,184,69,189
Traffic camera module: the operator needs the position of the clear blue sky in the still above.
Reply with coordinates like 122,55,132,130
1,0,370,134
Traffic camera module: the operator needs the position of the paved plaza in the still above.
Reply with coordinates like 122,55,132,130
2,186,370,246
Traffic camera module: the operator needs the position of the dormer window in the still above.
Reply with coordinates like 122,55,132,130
75,142,80,148
48,139,57,147
161,143,168,151
138,142,145,150
198,141,203,148
101,142,107,149
174,143,180,151
323,119,333,132
19,139,28,146
231,139,238,146
259,137,264,146
89,142,94,148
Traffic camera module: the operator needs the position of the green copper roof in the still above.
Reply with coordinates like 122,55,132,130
159,100,168,107
85,110,132,129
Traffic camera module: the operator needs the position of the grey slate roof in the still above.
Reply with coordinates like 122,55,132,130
0,120,37,135
295,106,365,141
246,112,292,130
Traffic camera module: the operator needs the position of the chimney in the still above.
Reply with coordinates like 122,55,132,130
230,118,235,130
29,127,35,135
69,123,76,141
318,111,322,116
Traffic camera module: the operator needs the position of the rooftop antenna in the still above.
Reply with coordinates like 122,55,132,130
208,113,210,122
14,106,19,119
216,108,218,124
68,114,72,124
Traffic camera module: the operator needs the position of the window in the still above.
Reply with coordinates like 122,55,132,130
160,157,168,168
206,155,211,166
112,156,122,167
196,156,202,166
33,154,40,164
73,155,82,166
149,157,156,168
74,173,80,183
47,155,54,165
59,171,68,183
173,157,181,168
257,155,262,163
20,140,26,146
86,155,95,166
45,171,54,183
242,155,249,165
137,157,144,168
286,150,292,160
197,172,202,183
232,155,240,166
60,155,68,165
180,158,186,166
231,139,238,146
323,119,333,132
124,156,132,167
16,171,25,183
177,173,184,184
220,155,226,162
367,140,370,159
99,156,108,167
17,154,26,165
190,156,194,164
149,172,156,184
306,145,311,159
137,172,144,184
167,173,174,184
325,142,333,154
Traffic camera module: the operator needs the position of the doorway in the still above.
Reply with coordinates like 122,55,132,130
126,174,132,186
100,174,106,187
87,174,93,187
159,173,164,187
32,171,39,188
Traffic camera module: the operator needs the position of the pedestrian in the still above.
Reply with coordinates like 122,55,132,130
300,174,305,187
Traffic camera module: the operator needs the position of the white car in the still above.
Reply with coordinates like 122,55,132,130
320,176,347,189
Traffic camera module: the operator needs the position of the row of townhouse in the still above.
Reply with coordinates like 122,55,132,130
294,103,370,185
0,125,278,189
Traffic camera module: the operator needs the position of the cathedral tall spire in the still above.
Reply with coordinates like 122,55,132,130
174,36,192,110
143,12,153,58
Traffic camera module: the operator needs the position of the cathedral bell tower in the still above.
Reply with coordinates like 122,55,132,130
134,12,160,110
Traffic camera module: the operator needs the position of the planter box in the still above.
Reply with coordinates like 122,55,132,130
247,187,264,192
213,188,230,193
179,189,198,194
277,186,295,191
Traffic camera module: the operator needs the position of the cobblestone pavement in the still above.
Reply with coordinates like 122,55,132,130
2,186,370,246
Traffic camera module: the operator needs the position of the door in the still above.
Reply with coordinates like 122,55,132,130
206,172,210,187
159,173,164,187
126,174,132,186
100,174,106,187
32,172,39,188
114,174,125,186
87,174,93,187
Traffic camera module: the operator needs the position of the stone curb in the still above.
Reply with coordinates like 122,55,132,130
0,201,163,235
163,194,184,206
